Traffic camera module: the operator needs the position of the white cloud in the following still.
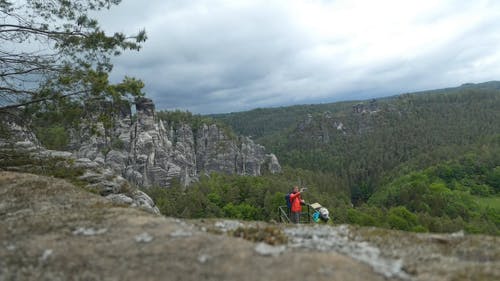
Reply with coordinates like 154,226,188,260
97,0,500,113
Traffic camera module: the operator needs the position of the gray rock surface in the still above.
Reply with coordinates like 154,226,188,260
266,153,282,174
254,242,286,257
0,121,160,215
1,98,281,191
285,225,410,280
74,98,281,188
105,193,134,204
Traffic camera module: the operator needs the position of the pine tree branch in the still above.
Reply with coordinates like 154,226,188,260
0,24,88,37
0,89,90,111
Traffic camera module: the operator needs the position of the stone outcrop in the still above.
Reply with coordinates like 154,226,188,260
0,112,38,150
195,126,267,176
76,98,281,188
0,117,159,214
296,111,347,144
353,99,379,114
266,153,282,174
1,97,281,192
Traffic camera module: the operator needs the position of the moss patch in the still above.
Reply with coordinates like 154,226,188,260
232,226,288,245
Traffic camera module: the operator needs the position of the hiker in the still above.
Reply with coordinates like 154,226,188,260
289,186,306,224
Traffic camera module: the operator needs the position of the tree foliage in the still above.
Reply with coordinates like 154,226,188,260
0,0,146,110
146,167,351,222
215,83,500,204
145,153,499,234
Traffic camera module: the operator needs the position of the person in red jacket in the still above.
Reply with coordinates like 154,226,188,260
289,186,306,224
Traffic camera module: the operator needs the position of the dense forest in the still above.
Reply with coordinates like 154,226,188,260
147,82,499,235
214,82,500,200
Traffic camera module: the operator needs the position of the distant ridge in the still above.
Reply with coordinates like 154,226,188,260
212,81,500,140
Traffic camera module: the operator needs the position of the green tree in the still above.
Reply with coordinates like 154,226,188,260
37,125,69,150
487,167,500,192
387,206,419,231
0,0,146,111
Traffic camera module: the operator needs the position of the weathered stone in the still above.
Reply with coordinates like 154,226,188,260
135,97,156,131
75,121,107,160
105,193,134,204
78,171,106,184
74,158,100,169
0,115,38,146
39,249,53,262
214,220,244,232
0,118,161,215
40,150,73,159
254,242,286,257
74,98,282,188
87,180,121,195
73,227,108,236
170,229,193,238
134,232,154,243
266,153,282,174
130,190,160,214
285,225,410,280
14,141,37,149
1,97,281,191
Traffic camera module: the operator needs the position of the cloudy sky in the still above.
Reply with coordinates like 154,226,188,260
98,0,500,114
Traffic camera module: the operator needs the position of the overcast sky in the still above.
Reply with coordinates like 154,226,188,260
98,0,500,114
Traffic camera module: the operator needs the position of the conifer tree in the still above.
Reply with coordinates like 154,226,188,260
0,0,146,110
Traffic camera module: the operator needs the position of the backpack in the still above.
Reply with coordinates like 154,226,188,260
285,193,292,209
312,211,320,223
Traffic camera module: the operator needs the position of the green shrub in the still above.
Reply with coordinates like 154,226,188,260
111,138,125,150
388,213,410,230
486,167,500,193
222,203,260,220
37,125,69,150
469,184,494,196
411,225,428,233
388,206,419,231
347,208,376,226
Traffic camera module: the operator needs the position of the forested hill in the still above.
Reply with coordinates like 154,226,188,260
212,81,500,201
211,100,357,140
212,81,500,141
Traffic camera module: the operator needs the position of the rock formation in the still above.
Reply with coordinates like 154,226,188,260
76,98,281,188
0,114,159,214
0,97,280,212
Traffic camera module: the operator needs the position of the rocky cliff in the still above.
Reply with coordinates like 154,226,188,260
0,97,280,214
0,113,160,214
294,100,383,142
74,98,281,188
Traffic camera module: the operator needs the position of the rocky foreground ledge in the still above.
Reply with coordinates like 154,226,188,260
1,172,498,281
